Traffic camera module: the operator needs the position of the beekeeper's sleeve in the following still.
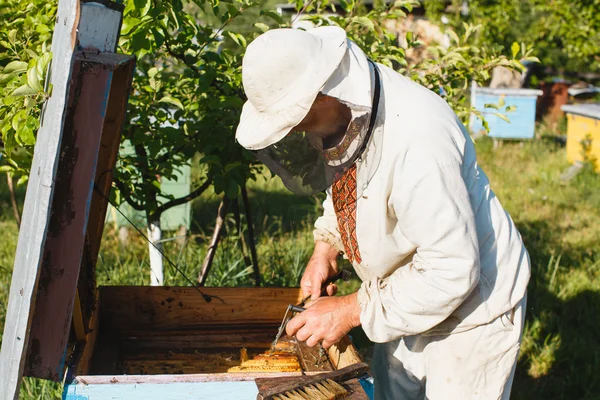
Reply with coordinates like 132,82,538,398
357,145,481,342
313,189,345,253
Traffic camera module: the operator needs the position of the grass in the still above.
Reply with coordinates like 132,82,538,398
0,127,599,399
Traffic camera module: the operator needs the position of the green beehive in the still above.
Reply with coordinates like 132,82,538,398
106,141,191,231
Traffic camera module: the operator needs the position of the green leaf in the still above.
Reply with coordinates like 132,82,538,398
494,113,510,123
27,65,42,92
148,67,159,78
511,42,520,59
35,24,50,34
36,52,52,80
0,73,15,84
260,10,284,24
8,29,17,45
12,110,27,132
159,96,184,110
484,103,500,110
223,31,246,47
4,61,28,74
24,49,38,59
224,162,241,173
447,29,460,44
505,105,517,113
11,85,37,97
141,0,152,17
498,95,505,107
18,125,35,145
24,97,36,109
351,16,375,31
0,165,15,173
254,22,269,33
17,175,28,186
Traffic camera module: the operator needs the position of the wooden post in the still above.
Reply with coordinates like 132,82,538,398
0,1,81,397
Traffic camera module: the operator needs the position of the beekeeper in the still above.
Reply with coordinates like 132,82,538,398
235,26,531,400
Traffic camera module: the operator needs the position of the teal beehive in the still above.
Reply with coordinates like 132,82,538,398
470,87,543,139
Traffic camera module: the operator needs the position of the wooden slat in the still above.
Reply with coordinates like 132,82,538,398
296,340,334,372
0,1,80,397
24,57,115,381
74,288,101,376
99,287,304,331
75,371,320,385
76,48,136,333
327,335,363,370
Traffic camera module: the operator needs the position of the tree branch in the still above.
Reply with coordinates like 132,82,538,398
198,196,230,286
155,177,212,215
6,173,21,228
113,178,145,211
133,142,159,221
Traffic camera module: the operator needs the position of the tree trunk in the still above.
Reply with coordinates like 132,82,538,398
241,185,260,287
148,218,164,286
198,196,230,286
6,173,21,228
232,199,253,270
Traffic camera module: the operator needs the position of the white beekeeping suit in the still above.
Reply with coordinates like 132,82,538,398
235,26,530,400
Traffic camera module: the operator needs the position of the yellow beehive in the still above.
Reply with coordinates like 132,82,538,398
562,104,600,171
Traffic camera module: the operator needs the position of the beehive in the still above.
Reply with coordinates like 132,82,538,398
562,104,600,172
470,87,543,139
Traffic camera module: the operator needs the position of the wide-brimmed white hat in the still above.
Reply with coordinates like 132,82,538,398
235,26,348,150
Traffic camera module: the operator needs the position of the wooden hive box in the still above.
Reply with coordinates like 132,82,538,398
562,103,600,172
0,1,367,399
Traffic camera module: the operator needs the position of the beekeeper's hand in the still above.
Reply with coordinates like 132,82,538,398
286,293,361,349
301,241,340,301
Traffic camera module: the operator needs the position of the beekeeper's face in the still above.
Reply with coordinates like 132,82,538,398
292,94,353,149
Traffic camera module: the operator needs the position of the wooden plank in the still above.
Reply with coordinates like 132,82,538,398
327,335,363,370
0,0,80,397
74,371,321,385
24,56,116,381
72,290,86,341
296,340,334,372
99,287,304,331
74,288,101,376
76,50,135,333
78,0,124,52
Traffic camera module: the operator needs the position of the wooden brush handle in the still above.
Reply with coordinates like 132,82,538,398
256,362,370,400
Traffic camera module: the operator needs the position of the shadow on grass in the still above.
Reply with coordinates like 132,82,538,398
190,188,323,238
511,218,600,400
513,288,600,400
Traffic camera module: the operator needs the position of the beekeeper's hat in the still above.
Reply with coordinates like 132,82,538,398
235,27,348,150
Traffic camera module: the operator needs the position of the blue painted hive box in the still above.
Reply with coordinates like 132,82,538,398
470,87,543,139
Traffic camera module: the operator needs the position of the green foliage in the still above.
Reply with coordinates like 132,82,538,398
0,0,55,185
114,0,287,223
294,0,535,124
425,0,600,73
0,0,534,223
